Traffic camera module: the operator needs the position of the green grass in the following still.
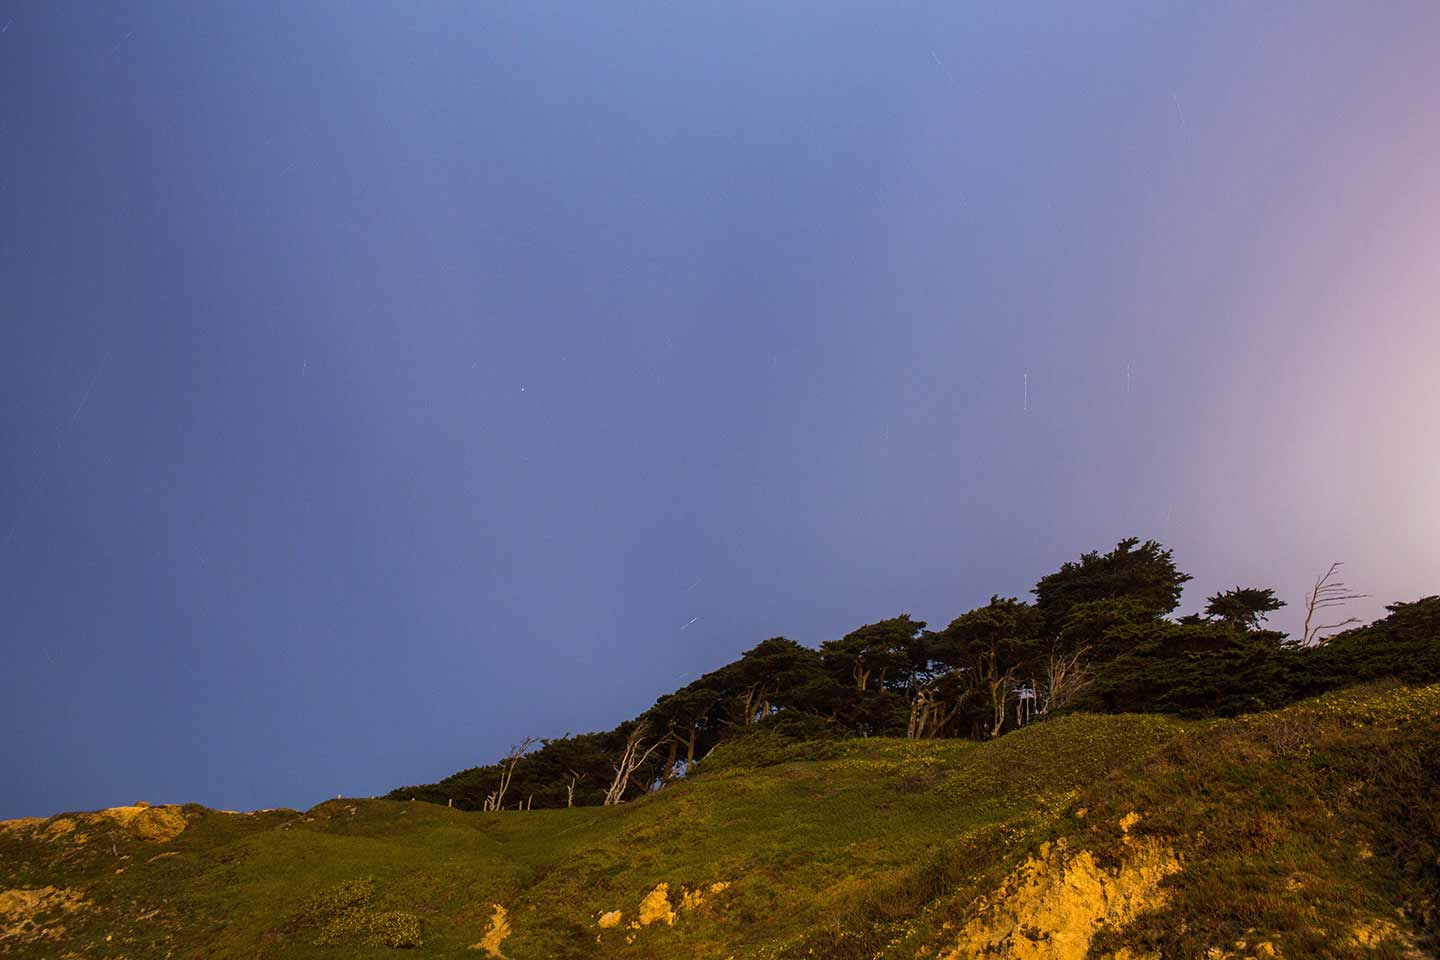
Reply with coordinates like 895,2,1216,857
2,684,1435,959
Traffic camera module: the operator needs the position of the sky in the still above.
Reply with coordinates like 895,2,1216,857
2,1,1438,818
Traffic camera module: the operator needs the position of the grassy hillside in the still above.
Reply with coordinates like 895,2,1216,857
3,682,1435,959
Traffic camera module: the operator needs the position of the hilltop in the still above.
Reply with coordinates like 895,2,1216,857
3,682,1437,958
386,543,1439,815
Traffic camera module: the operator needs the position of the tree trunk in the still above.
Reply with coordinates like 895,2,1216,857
662,736,679,782
604,731,665,805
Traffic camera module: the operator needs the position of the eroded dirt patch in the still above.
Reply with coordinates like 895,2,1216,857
470,903,511,957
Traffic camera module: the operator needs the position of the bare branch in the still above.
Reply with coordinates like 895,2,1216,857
1301,562,1368,646
603,729,665,805
1040,644,1092,715
482,737,537,812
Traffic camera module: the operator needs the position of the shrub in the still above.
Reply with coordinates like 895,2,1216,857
293,876,423,949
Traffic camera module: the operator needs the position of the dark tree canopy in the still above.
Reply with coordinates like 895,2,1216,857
1056,597,1162,659
931,597,1042,670
819,614,927,693
1204,587,1286,632
930,596,1044,736
1033,538,1192,632
710,636,829,726
388,540,1439,812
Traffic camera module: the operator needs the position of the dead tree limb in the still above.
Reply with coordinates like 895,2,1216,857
1040,645,1092,715
907,680,963,739
1301,562,1368,646
482,737,537,812
603,730,665,806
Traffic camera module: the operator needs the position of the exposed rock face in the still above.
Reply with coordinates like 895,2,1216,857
0,885,90,948
1,802,190,845
637,882,676,926
940,828,1181,960
91,803,191,842
594,877,732,946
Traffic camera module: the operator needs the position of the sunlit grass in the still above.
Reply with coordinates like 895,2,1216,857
2,682,1434,958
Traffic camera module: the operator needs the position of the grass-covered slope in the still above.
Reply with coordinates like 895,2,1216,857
3,683,1436,959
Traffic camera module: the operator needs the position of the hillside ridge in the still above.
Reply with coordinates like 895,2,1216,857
3,682,1437,958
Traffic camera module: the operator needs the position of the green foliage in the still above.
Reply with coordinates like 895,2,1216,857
1033,537,1192,632
924,596,1043,736
317,908,424,949
931,596,1042,668
1055,596,1161,658
700,728,852,772
7,686,1439,958
295,876,376,925
1077,597,1440,719
8,522,1437,958
716,636,830,714
1204,586,1286,631
1082,683,1440,958
294,876,424,948
1319,596,1440,683
389,538,1434,813
819,615,926,693
1077,624,1304,716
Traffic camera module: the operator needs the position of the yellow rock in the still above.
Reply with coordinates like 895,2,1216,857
938,837,1181,960
597,910,623,929
42,818,77,842
1348,919,1418,953
469,903,511,957
637,883,676,926
96,804,190,842
30,806,189,845
0,886,90,946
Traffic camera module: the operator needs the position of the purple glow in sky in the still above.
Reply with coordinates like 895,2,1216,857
1,1,1437,817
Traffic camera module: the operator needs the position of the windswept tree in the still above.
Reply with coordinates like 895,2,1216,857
1204,587,1286,632
932,596,1042,737
603,726,665,805
1056,597,1161,660
698,636,828,728
643,684,722,780
533,732,618,808
1033,538,1192,634
819,615,926,693
482,738,537,812
906,669,970,739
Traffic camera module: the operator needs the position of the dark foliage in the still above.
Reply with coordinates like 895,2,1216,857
389,536,1438,812
1033,537,1191,632
1204,586,1286,631
1077,597,1440,718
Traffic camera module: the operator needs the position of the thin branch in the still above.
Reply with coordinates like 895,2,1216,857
1302,562,1367,645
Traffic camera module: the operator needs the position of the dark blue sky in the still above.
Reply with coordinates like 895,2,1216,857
3,2,1438,817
